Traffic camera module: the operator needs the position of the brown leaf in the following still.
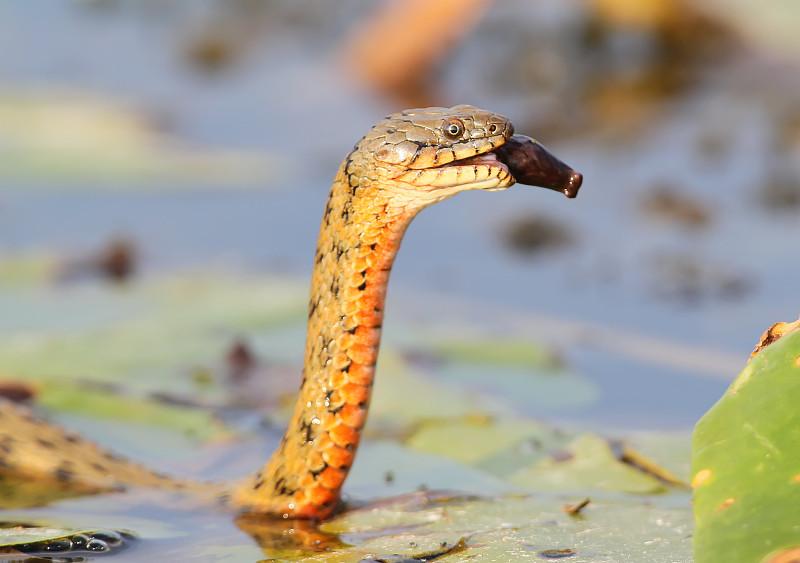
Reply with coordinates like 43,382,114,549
750,317,800,361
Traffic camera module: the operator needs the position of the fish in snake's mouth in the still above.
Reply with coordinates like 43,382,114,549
492,135,582,198
450,134,582,198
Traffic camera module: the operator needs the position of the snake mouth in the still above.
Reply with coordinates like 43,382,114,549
492,135,582,198
394,134,581,198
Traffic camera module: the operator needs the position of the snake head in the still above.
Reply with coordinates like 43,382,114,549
350,105,581,205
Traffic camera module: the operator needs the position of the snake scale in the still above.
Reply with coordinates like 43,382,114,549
0,105,581,520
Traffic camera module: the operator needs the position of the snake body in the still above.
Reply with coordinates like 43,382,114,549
0,105,580,520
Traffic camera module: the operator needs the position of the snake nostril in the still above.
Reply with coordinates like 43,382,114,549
488,124,498,134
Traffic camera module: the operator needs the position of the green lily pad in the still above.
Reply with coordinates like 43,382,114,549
312,493,693,562
428,336,562,370
692,328,800,562
0,275,306,389
404,415,566,474
0,266,694,560
37,379,229,441
510,433,668,494
0,92,279,187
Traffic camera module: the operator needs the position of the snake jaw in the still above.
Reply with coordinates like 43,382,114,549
394,151,513,191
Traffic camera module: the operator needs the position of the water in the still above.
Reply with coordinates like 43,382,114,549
1,1,799,559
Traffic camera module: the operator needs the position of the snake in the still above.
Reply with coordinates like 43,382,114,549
0,105,581,520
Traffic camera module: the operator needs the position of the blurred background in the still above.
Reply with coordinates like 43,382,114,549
1,0,799,431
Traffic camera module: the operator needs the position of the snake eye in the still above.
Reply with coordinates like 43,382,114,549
442,118,465,141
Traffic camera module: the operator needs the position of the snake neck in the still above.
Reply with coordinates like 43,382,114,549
232,160,419,518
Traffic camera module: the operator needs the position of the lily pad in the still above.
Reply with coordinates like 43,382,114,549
0,267,694,560
312,492,693,562
404,415,566,475
0,275,306,390
692,328,800,562
37,379,230,441
428,337,563,370
510,433,668,494
0,92,279,188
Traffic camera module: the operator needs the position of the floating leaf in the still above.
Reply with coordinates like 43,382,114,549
510,433,668,494
692,328,800,562
314,492,693,562
0,275,306,392
37,380,229,441
404,415,566,477
428,337,562,370
0,93,280,188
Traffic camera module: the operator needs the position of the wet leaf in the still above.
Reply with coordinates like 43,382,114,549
0,526,134,556
692,328,800,562
404,415,565,475
0,269,694,560
313,493,693,562
510,433,668,494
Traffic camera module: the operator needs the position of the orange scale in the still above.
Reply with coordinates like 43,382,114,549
339,381,369,405
289,488,309,508
340,285,359,303
332,351,350,370
311,482,337,504
340,299,359,316
347,343,375,365
328,370,346,390
322,445,353,469
362,253,381,268
314,431,334,452
336,332,354,350
339,403,367,428
307,449,325,472
351,255,369,272
298,471,317,489
318,412,339,432
328,422,360,448
293,493,332,519
352,308,379,328
345,363,374,387
317,466,346,490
